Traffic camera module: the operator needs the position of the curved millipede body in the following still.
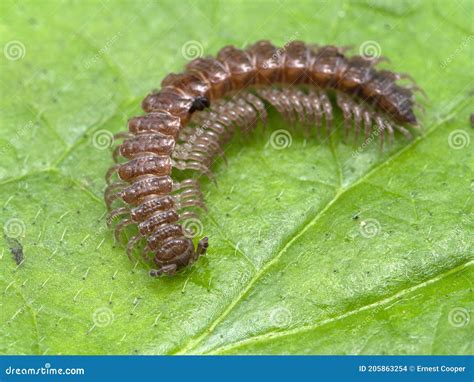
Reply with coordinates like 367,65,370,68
105,40,425,277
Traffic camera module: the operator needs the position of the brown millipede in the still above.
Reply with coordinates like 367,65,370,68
104,40,425,277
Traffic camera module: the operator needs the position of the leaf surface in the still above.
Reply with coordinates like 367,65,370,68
0,0,472,355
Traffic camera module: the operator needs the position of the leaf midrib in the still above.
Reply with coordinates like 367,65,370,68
209,259,473,355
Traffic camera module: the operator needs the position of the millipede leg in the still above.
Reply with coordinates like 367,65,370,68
236,98,258,133
218,102,246,128
372,56,391,65
196,237,209,258
176,197,207,212
180,210,200,222
245,93,268,127
126,234,143,261
298,92,314,137
384,120,394,145
231,101,251,128
196,135,227,163
257,89,288,121
113,132,133,141
105,181,126,195
174,178,199,190
206,120,227,136
182,132,221,159
394,124,412,140
114,218,132,243
150,263,178,277
319,91,333,136
215,112,237,137
173,149,209,165
112,146,122,163
141,244,152,262
104,182,126,209
396,72,417,85
105,192,122,209
299,92,312,125
286,89,306,125
352,104,363,145
173,180,202,201
175,187,206,206
407,85,429,100
107,206,129,226
308,91,323,138
337,94,352,143
278,89,296,125
178,187,204,202
190,236,209,263
336,44,353,54
374,115,386,149
172,159,216,185
105,164,121,184
363,111,372,141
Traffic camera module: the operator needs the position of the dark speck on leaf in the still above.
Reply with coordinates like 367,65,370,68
4,234,24,266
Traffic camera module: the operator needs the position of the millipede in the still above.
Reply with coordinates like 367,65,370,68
104,40,425,277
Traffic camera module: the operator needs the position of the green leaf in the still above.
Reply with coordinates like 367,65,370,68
0,0,472,355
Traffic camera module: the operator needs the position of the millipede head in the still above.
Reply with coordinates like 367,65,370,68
189,96,211,113
149,236,208,277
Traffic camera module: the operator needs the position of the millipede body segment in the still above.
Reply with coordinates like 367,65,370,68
105,40,424,277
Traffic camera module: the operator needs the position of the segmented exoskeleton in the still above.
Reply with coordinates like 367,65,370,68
105,40,425,276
